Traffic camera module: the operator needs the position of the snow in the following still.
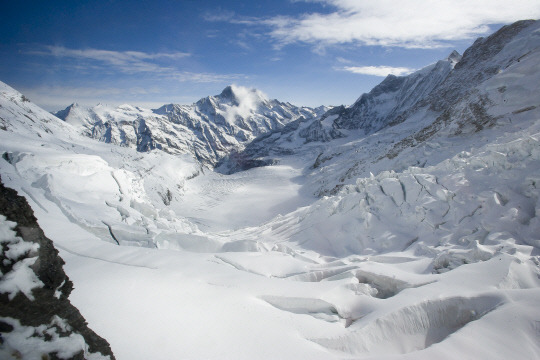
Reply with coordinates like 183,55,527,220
321,114,338,128
180,162,315,231
0,216,42,300
0,317,110,360
1,20,540,360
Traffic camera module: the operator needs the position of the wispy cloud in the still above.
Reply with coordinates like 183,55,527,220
341,65,416,77
203,9,259,25
27,46,244,82
174,71,245,83
262,0,540,49
28,46,190,74
203,9,237,22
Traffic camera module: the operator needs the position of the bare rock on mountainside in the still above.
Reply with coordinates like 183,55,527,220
0,178,115,360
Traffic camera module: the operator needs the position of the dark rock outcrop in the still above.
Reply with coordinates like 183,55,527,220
0,177,115,359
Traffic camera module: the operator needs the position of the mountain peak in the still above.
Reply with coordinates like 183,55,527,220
217,85,268,104
53,102,80,121
219,85,236,99
446,50,462,65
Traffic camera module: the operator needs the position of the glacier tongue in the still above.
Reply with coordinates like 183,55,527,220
1,19,540,360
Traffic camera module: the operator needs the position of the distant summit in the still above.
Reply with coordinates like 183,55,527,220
446,50,462,65
219,85,236,100
54,85,328,167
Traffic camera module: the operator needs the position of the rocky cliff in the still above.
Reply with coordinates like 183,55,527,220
0,178,115,360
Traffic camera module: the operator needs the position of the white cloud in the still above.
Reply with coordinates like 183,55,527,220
174,71,245,83
265,0,540,48
203,9,260,25
26,46,244,83
28,46,191,75
203,10,237,22
335,57,354,64
341,65,416,76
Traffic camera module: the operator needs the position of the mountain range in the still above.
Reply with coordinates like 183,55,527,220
54,85,328,167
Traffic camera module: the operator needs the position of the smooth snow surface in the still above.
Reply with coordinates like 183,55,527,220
1,21,540,360
180,162,314,231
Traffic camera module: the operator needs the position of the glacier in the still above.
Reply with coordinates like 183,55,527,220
1,19,540,360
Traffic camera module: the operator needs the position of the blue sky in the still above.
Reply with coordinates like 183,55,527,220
1,1,539,111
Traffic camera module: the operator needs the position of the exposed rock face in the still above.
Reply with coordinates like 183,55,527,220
0,178,115,359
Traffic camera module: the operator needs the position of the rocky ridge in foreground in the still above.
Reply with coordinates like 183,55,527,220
0,178,115,360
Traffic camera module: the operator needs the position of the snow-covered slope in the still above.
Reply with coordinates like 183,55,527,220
1,19,540,360
334,50,461,133
55,85,327,167
226,20,540,196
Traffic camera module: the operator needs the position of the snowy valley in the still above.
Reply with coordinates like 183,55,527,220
1,20,540,359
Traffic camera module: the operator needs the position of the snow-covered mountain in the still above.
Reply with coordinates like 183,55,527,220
334,50,461,133
54,85,328,167
1,19,540,360
224,20,540,196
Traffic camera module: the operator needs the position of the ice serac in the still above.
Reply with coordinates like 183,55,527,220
0,179,115,360
54,85,327,167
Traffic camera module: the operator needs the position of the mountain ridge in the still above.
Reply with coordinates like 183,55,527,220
54,85,329,167
218,19,540,196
